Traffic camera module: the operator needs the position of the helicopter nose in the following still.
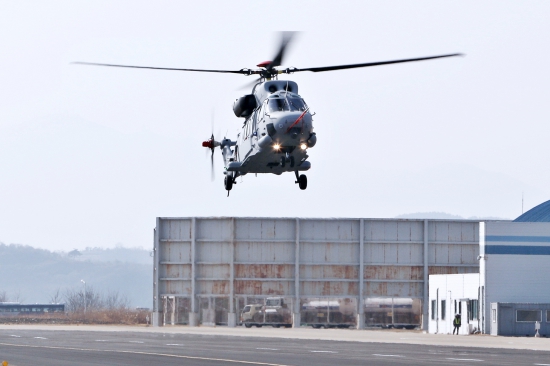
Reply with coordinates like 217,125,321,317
275,112,310,133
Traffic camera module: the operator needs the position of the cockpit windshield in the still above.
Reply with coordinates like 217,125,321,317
268,93,308,113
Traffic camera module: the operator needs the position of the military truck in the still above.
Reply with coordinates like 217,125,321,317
240,297,292,328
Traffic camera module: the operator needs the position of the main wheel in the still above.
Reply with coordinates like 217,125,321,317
280,156,286,167
298,174,307,190
224,175,233,191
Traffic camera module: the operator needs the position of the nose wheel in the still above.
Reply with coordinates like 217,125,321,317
294,171,307,190
224,175,234,196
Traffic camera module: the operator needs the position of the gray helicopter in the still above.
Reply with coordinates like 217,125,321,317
75,33,461,195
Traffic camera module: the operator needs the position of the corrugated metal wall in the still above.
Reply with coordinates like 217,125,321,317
153,217,480,327
491,302,550,336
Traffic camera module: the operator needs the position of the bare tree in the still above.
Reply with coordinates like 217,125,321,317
64,288,83,312
64,286,103,312
0,290,8,302
49,288,62,304
87,286,103,311
104,290,129,310
11,290,24,303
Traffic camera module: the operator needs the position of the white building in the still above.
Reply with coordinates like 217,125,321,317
428,273,480,334
429,200,550,335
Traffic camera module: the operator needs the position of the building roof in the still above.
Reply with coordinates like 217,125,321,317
514,200,550,222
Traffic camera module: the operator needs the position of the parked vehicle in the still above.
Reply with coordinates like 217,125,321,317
240,297,292,328
301,300,355,328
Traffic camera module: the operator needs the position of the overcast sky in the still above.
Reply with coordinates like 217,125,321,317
1,1,549,251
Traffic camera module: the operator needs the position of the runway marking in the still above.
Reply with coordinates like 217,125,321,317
33,337,47,339
128,341,144,343
9,335,21,338
95,340,108,342
310,350,337,353
446,358,483,362
166,344,183,346
0,342,295,366
256,348,279,351
534,364,550,366
373,354,404,358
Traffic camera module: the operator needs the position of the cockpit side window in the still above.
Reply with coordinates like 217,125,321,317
288,97,307,111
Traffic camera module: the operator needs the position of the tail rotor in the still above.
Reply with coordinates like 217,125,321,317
202,133,220,180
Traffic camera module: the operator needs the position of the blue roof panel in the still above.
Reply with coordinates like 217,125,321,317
514,200,550,222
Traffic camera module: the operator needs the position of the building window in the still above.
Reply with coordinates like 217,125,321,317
469,300,479,321
547,310,550,322
517,310,542,322
431,300,436,320
441,300,446,320
492,309,496,323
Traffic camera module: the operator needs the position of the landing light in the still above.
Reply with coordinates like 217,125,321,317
273,144,280,150
300,143,307,150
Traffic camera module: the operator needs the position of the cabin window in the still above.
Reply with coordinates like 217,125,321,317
243,116,255,140
266,299,280,306
516,310,541,322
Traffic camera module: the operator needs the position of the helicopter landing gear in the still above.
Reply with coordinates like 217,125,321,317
280,154,295,168
294,171,307,190
224,175,234,196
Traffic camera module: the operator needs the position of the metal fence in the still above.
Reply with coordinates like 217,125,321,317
153,217,480,328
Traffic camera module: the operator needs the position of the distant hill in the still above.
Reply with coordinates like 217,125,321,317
395,212,509,220
0,244,151,308
66,246,153,265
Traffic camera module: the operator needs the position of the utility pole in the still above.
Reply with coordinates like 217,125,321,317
80,279,86,315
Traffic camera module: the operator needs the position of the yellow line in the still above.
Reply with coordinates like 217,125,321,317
0,342,293,366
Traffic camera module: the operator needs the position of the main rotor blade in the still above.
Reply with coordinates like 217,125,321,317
72,62,249,74
290,53,463,73
267,32,296,71
237,77,262,90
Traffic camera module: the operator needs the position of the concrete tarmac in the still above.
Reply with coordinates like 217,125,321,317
1,325,549,366
1,324,549,351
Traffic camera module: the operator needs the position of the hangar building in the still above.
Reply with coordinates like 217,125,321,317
152,217,480,328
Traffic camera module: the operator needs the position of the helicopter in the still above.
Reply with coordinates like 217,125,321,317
75,33,462,196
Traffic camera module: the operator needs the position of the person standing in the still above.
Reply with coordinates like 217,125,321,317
453,314,461,335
